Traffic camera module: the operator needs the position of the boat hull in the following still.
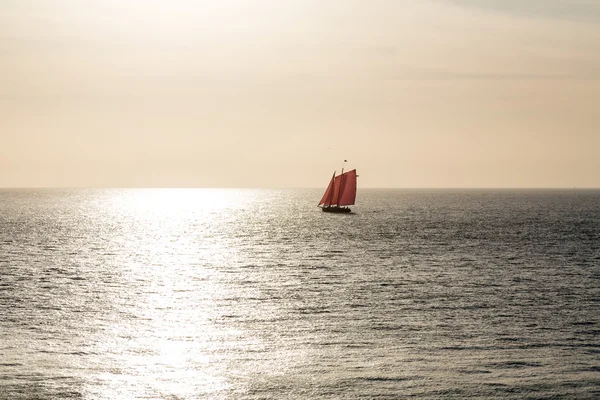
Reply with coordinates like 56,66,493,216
321,206,352,213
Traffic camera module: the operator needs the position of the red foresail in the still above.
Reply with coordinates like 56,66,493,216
337,169,357,206
318,172,336,206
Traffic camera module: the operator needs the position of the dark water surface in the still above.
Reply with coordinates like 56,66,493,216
1,189,599,399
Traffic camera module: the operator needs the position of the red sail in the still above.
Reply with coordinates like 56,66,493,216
318,173,336,206
331,173,342,205
337,169,357,206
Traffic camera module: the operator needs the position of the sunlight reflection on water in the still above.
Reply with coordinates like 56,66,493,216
81,190,269,398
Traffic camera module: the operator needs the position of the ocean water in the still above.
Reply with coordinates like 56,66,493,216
1,188,599,399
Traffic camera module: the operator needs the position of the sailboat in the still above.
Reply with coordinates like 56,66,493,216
318,165,358,213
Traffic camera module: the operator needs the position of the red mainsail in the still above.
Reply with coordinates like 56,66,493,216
337,169,357,206
318,169,357,207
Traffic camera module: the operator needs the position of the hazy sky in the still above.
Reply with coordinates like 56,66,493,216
1,0,599,188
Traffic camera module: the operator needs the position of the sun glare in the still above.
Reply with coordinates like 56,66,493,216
113,189,237,217
73,0,288,43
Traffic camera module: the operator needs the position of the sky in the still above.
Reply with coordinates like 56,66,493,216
1,0,599,188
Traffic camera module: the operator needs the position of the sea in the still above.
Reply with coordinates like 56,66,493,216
1,188,599,399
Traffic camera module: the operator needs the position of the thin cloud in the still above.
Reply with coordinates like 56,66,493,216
439,0,600,23
390,67,593,81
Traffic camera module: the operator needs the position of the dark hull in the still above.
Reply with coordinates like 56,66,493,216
321,206,352,213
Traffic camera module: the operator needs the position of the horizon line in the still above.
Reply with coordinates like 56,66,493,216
1,186,599,190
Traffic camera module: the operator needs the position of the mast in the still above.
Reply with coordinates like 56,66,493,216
337,160,348,206
327,171,336,206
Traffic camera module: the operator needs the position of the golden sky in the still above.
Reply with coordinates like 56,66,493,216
1,0,599,188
